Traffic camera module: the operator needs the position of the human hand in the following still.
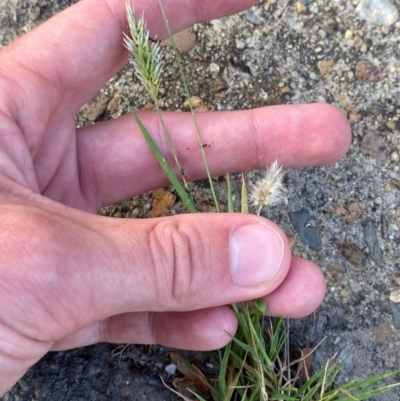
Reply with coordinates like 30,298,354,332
0,0,351,394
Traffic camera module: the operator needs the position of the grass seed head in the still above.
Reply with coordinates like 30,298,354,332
124,1,164,99
250,161,287,214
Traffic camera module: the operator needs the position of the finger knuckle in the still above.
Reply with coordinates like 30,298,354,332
149,220,210,309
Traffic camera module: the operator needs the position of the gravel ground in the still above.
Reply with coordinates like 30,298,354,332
1,0,400,400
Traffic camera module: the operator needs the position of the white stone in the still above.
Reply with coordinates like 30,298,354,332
165,363,177,375
356,0,399,26
390,289,400,303
390,151,399,162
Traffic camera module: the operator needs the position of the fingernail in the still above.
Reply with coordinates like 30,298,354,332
230,224,284,287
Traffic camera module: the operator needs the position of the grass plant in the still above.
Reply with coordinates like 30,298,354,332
123,1,400,399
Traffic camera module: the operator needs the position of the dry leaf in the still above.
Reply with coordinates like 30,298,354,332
151,189,175,217
172,377,209,400
169,352,210,400
298,347,313,383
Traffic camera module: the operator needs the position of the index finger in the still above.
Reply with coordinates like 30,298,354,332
3,0,258,108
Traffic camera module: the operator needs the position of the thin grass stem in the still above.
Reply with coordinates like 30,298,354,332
156,0,220,212
153,103,188,187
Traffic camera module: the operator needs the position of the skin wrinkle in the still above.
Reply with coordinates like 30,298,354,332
147,222,172,311
0,272,60,347
0,216,68,341
171,223,196,309
0,112,38,191
0,76,77,198
39,123,78,199
0,148,30,191
75,125,117,212
76,135,99,213
2,61,63,154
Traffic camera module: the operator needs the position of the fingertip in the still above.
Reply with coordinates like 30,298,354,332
263,257,326,318
313,103,352,164
285,103,351,167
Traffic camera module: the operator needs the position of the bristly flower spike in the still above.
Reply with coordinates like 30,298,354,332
123,1,164,100
250,160,287,215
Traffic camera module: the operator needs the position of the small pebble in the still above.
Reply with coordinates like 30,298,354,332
345,29,353,39
236,39,245,50
386,120,396,130
296,1,307,14
349,279,362,293
355,60,383,82
165,363,177,375
360,43,368,53
390,289,400,303
209,63,220,76
381,26,390,34
390,151,399,162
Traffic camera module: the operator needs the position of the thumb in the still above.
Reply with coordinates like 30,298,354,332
105,213,291,313
0,206,291,394
1,207,291,341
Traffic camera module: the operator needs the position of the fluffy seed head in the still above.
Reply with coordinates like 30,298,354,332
124,1,164,99
250,161,287,214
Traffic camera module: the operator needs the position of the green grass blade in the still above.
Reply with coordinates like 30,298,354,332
126,103,197,213
219,341,231,394
251,300,267,315
228,334,257,355
269,391,297,401
226,173,234,213
323,367,400,400
187,388,208,401
241,173,249,214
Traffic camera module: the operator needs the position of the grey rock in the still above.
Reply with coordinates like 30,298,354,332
390,303,400,329
349,278,363,293
288,209,322,252
300,0,315,5
356,0,399,26
242,8,262,25
363,219,383,265
315,314,329,337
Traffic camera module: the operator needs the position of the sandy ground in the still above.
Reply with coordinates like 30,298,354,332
1,0,400,400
